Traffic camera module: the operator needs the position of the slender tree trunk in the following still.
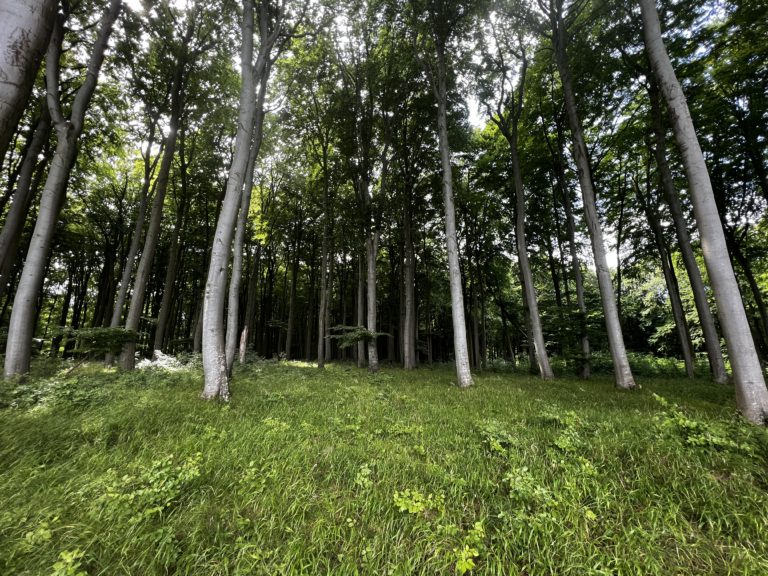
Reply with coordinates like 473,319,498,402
552,122,590,377
226,63,270,372
105,126,160,364
433,42,472,388
4,1,121,378
356,254,366,367
635,176,696,378
0,105,51,303
305,242,317,361
285,232,300,359
648,82,727,382
508,132,554,379
553,16,634,389
120,62,185,369
202,0,266,399
640,0,768,423
403,205,416,370
0,0,56,167
239,244,260,363
366,227,379,372
153,194,186,354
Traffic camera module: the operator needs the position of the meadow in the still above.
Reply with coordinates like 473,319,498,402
1,359,767,575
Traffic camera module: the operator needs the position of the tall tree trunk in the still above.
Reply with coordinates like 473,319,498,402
552,14,634,389
305,242,317,362
365,227,379,372
640,0,768,423
433,41,472,388
239,243,260,363
356,254,366,367
226,69,269,373
0,0,56,167
635,176,695,378
552,120,590,377
402,204,416,370
4,0,121,378
285,231,300,359
508,133,554,379
648,81,728,383
152,193,186,354
120,56,186,370
0,104,51,303
202,0,268,399
105,122,160,364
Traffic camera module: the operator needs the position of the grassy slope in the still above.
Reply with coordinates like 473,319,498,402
1,361,767,575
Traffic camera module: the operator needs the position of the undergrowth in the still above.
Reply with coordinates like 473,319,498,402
1,360,767,575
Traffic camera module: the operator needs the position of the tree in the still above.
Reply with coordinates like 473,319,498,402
201,0,284,400
542,0,635,389
475,5,554,379
4,0,122,378
411,0,476,388
639,0,768,423
0,0,56,168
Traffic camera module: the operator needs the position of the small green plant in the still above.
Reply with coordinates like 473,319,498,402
393,489,445,516
453,544,479,575
100,453,202,523
50,549,87,576
477,419,516,456
354,463,374,489
653,394,753,454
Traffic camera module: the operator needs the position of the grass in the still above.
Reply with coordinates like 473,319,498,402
1,359,767,575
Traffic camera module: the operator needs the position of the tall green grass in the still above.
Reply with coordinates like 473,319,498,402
1,360,767,575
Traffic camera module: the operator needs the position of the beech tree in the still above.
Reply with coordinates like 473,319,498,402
639,0,768,424
475,6,554,379
201,0,284,400
411,0,476,388
4,0,122,378
540,0,635,390
0,0,57,168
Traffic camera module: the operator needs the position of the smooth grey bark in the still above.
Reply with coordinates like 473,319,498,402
648,82,727,383
366,226,380,372
120,54,186,370
0,104,50,303
433,42,473,387
550,118,590,377
226,67,268,374
552,12,635,389
202,0,279,399
356,254,366,367
202,0,256,399
104,126,160,364
4,1,121,377
510,134,554,379
481,20,552,379
0,0,56,167
402,204,416,370
316,149,331,368
640,0,768,423
635,175,696,378
152,191,186,354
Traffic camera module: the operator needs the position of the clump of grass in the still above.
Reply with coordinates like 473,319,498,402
1,360,767,575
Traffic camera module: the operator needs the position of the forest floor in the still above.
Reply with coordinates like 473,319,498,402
1,359,768,575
